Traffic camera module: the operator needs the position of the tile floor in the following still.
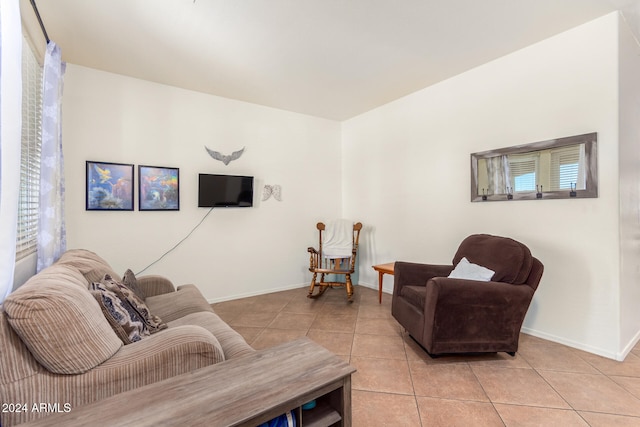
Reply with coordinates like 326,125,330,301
212,285,640,426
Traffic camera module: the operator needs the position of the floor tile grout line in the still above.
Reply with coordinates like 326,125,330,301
534,365,640,412
466,359,509,426
530,365,583,413
215,286,640,424
402,329,425,427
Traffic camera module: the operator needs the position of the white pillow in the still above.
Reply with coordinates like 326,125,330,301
448,257,495,281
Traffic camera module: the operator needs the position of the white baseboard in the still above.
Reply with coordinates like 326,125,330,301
365,281,638,362
208,281,637,362
520,326,633,361
357,280,393,295
207,280,393,305
620,329,640,361
207,283,308,304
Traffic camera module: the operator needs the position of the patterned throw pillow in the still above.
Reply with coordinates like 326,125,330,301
122,268,145,300
90,282,150,344
101,274,167,334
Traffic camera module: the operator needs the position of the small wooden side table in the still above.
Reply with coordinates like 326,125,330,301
372,262,395,304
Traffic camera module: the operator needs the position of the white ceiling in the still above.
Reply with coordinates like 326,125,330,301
20,0,640,121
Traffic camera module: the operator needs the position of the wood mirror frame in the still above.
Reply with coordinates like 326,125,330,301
471,132,598,202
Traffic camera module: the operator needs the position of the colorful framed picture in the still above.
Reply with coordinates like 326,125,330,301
138,165,180,211
86,161,134,211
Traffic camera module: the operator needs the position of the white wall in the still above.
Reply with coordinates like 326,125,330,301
618,15,640,354
62,66,342,301
342,13,626,358
60,12,639,359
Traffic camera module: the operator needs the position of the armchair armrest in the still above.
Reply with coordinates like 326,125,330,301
137,275,175,298
394,261,454,296
426,277,534,305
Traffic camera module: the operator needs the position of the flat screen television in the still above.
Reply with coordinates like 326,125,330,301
198,174,254,207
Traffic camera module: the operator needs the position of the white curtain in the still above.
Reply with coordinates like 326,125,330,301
577,143,586,190
486,155,511,195
0,0,23,302
37,42,66,271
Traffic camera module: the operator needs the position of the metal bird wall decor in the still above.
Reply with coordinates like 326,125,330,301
204,146,245,165
262,184,282,201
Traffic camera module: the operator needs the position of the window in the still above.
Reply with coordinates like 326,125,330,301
16,37,43,260
509,153,538,192
550,145,581,190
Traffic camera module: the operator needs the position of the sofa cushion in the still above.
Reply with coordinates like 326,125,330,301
399,285,427,311
90,281,151,344
453,234,533,284
4,264,122,374
101,274,167,334
56,249,122,285
145,284,214,323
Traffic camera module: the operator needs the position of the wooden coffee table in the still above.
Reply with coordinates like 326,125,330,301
372,262,395,304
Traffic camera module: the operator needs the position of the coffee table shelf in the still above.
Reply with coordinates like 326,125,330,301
302,399,343,426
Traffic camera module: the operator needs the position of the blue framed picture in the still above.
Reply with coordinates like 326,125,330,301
138,165,180,211
86,161,134,211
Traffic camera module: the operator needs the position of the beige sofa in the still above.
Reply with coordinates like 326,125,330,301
0,249,253,426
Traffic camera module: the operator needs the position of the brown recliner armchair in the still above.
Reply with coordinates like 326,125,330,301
391,234,543,356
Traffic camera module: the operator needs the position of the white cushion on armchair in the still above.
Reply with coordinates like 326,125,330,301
448,257,495,281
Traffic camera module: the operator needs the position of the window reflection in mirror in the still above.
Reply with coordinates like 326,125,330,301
471,133,597,202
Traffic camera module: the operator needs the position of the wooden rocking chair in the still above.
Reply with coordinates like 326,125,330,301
307,221,363,302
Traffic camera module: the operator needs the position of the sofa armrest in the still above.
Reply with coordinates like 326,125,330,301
145,284,213,323
137,275,175,298
0,325,227,426
94,325,225,391
394,261,453,296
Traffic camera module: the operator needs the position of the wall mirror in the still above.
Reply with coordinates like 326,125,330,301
471,132,597,202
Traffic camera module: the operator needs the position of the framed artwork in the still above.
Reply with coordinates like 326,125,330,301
138,165,180,211
86,161,134,211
